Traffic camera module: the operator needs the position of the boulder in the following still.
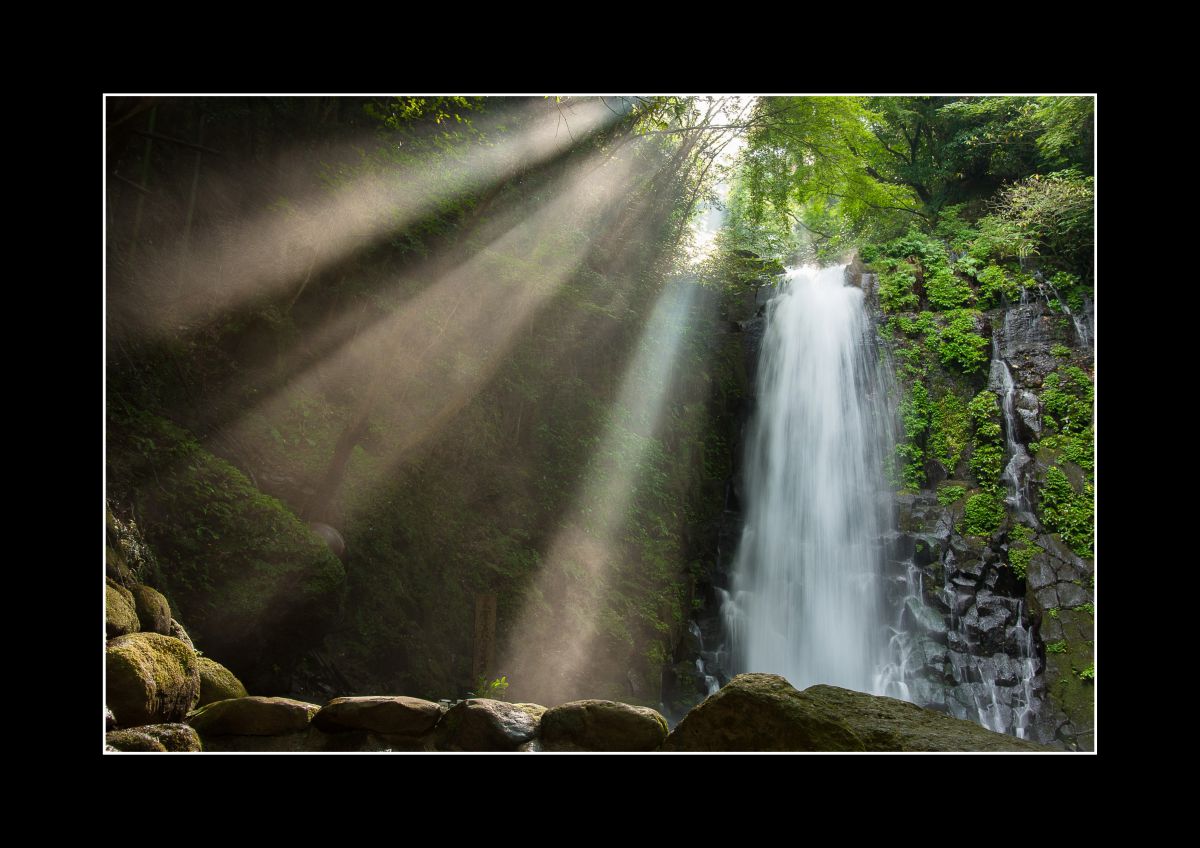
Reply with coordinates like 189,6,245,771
129,724,200,748
105,730,167,752
666,676,1051,752
106,633,200,727
129,584,172,635
106,578,140,639
188,696,319,736
663,673,865,752
196,657,249,706
311,695,445,736
540,699,668,752
435,699,543,751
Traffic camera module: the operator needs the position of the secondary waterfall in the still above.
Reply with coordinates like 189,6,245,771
723,264,893,692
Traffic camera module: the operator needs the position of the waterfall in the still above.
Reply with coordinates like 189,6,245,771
722,264,893,693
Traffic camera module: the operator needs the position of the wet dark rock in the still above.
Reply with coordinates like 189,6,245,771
435,699,543,751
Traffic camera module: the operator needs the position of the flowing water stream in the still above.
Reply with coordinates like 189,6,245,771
722,264,893,693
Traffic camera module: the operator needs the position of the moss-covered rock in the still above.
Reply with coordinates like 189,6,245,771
106,633,200,727
188,696,319,736
119,723,203,752
434,699,542,751
105,730,168,752
196,657,248,706
106,578,140,639
311,696,444,736
106,411,346,692
539,699,668,752
129,584,172,635
663,673,865,752
664,675,1052,751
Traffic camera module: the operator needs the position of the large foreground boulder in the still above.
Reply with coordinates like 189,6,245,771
106,633,200,727
196,657,249,707
663,674,1052,752
311,696,445,736
188,696,319,736
435,699,544,751
540,700,668,752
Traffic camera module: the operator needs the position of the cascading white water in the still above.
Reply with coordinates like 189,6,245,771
723,264,893,692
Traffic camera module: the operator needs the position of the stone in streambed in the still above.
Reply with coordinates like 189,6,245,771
540,699,668,752
188,696,319,736
106,723,202,752
311,695,445,736
435,699,544,751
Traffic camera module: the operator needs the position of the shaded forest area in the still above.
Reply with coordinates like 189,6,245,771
106,96,743,706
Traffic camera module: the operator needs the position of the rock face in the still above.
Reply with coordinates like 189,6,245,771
435,699,543,751
106,578,140,639
106,633,201,727
664,674,1051,752
188,696,319,736
196,657,249,707
311,695,445,736
129,584,172,635
540,699,668,752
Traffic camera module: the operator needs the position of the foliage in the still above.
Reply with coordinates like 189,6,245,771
975,264,1019,309
897,381,931,490
926,267,975,310
991,169,1094,266
1041,367,1093,434
961,492,1004,536
1077,662,1095,681
1051,343,1072,359
879,264,919,312
1040,466,1094,557
967,390,1004,494
1045,640,1068,654
1006,523,1039,581
930,310,989,373
928,392,970,474
937,485,966,506
472,675,510,700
